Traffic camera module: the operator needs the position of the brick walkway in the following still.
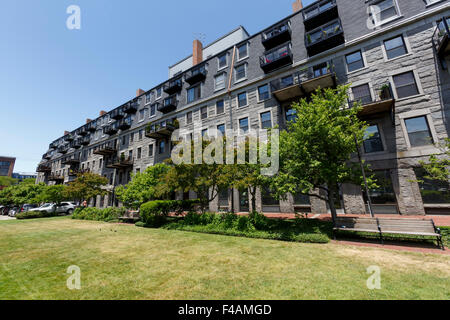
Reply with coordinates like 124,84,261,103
331,240,448,255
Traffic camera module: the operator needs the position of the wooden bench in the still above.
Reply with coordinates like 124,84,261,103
118,211,141,223
333,217,444,249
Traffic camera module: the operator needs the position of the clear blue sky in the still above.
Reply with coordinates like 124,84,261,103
0,0,316,173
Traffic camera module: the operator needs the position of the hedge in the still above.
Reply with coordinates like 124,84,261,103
16,210,60,220
140,199,200,227
72,207,127,222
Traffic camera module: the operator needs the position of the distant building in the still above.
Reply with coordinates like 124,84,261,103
12,172,37,182
0,156,15,177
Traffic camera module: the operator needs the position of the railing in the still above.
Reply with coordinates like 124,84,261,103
110,108,125,120
42,152,52,160
305,19,343,47
70,138,82,149
80,135,91,146
270,74,300,92
123,101,138,114
260,43,293,67
57,145,69,154
118,116,132,130
304,60,335,80
303,0,337,21
145,120,178,136
94,141,117,154
37,164,51,172
106,156,134,168
184,64,207,84
86,121,97,132
164,77,183,94
158,96,178,113
68,169,90,176
348,83,394,108
261,21,292,49
103,122,119,135
433,17,450,55
64,133,74,142
77,127,88,136
263,21,291,41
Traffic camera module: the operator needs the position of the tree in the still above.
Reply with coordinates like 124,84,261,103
64,172,108,204
39,185,67,206
10,181,46,206
116,163,170,209
419,138,450,183
274,85,372,224
0,176,18,188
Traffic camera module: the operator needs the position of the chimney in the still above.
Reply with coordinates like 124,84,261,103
193,39,203,66
100,110,107,117
136,88,145,97
86,119,92,124
292,0,303,13
64,131,70,136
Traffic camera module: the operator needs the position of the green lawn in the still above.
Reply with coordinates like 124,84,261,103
0,217,449,300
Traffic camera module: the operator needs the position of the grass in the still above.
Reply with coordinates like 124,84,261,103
0,217,449,300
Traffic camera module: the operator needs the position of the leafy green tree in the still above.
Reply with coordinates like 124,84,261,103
0,176,18,188
10,182,46,206
0,187,14,206
274,85,372,224
64,172,108,203
419,138,450,183
39,185,67,206
116,163,170,209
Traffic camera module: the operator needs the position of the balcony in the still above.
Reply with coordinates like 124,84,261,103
145,120,178,140
80,135,91,146
106,156,134,169
77,127,88,137
57,145,69,154
70,139,82,149
262,21,292,50
164,77,183,95
93,142,117,156
103,122,119,135
270,74,304,102
86,121,97,133
110,109,125,120
159,96,178,114
260,43,293,74
118,116,132,130
68,169,90,177
349,84,396,119
48,175,64,182
64,133,74,142
123,101,138,114
433,17,450,58
300,60,336,94
42,152,52,160
37,163,51,173
303,0,339,31
62,157,80,166
184,64,207,85
49,142,57,150
305,19,344,56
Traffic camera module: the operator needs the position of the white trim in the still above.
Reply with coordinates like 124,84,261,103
258,109,274,129
236,91,249,109
237,115,250,135
388,67,424,99
381,32,412,61
237,42,249,62
345,49,367,74
398,109,439,149
214,72,227,91
257,83,272,103
234,63,248,84
369,0,402,28
217,52,228,71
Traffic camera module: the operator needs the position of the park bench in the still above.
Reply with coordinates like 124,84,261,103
118,211,141,223
333,217,444,249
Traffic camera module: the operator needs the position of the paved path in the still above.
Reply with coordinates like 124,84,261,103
0,216,15,221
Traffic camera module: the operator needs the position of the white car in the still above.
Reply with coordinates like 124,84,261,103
30,202,77,215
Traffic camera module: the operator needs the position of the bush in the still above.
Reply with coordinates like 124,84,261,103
248,211,270,230
140,199,201,227
16,210,59,220
72,207,126,222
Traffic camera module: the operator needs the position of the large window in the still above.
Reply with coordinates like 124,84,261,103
186,111,193,125
237,43,248,60
218,53,227,69
364,125,384,153
258,84,270,101
346,51,365,72
215,73,226,90
414,168,450,204
217,124,225,136
239,117,249,133
150,104,156,117
352,84,372,104
187,85,201,103
159,140,165,154
285,107,297,123
201,106,208,120
216,100,224,115
370,0,399,25
260,111,272,129
367,170,397,206
238,92,248,108
393,71,419,98
384,36,407,59
235,64,247,82
404,116,433,147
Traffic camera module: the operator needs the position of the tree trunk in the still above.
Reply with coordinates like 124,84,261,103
327,188,338,226
250,187,257,214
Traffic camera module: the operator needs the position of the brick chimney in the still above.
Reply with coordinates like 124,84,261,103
193,39,203,66
136,88,145,97
100,110,107,117
86,118,92,124
292,0,303,13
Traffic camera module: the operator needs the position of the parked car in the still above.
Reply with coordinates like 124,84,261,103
8,207,19,217
29,202,77,215
19,204,38,213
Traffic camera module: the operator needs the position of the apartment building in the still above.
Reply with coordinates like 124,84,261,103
36,0,450,215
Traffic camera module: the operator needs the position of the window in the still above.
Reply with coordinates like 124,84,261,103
414,168,450,204
216,100,224,115
346,51,364,72
145,93,151,104
239,117,249,133
285,107,297,123
129,150,133,159
260,111,272,129
99,158,103,169
364,125,384,153
215,73,226,90
237,92,248,108
393,71,419,98
201,129,208,138
148,144,154,157
405,116,433,147
159,140,165,154
139,129,143,140
425,0,442,5
352,84,372,104
217,124,225,136
312,62,328,78
237,43,248,60
370,0,399,25
130,132,134,143
187,85,201,103
201,106,208,120
258,84,270,101
235,64,247,82
122,135,127,145
384,36,407,59
186,111,193,124
137,147,142,159
281,75,294,87
218,53,227,69
156,87,162,99
136,168,140,175
150,104,156,117
139,109,145,121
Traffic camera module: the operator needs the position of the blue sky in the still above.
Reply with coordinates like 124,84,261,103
0,0,316,173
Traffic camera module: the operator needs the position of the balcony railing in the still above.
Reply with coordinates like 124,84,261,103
68,169,90,176
163,77,183,95
305,19,344,56
37,164,51,173
433,17,450,58
260,42,293,73
299,60,337,93
93,142,117,156
348,83,396,118
262,21,292,50
118,116,132,130
57,145,69,154
77,127,88,137
110,109,125,120
70,139,82,149
49,142,58,149
123,101,139,114
270,74,303,102
185,64,207,85
145,120,178,139
106,156,134,169
159,95,178,114
42,152,52,160
303,0,338,31
80,135,91,146
103,122,119,135
86,121,97,133
48,175,64,182
64,133,74,142
62,157,80,166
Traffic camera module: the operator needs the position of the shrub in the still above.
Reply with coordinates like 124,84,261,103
248,211,270,230
72,207,126,222
140,199,201,227
16,210,59,220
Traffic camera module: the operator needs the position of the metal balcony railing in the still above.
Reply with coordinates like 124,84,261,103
433,17,450,57
262,21,292,49
260,42,293,73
